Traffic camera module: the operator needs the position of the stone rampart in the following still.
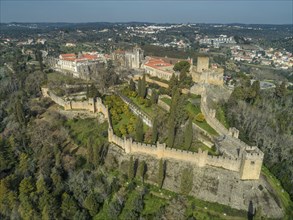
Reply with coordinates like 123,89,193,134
201,92,229,136
43,87,263,180
133,75,169,88
48,91,67,107
108,126,244,171
70,99,95,112
206,155,240,172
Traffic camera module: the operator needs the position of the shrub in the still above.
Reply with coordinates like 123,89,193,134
145,99,151,108
195,113,205,122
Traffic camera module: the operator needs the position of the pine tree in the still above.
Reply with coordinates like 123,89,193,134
152,119,158,144
184,118,193,149
61,192,78,218
135,118,144,142
83,193,100,217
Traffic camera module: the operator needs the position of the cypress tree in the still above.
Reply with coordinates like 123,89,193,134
86,85,89,98
137,78,142,97
150,90,158,104
168,73,178,94
135,118,144,142
152,119,158,144
15,98,26,126
141,74,147,98
88,84,100,98
157,159,165,188
128,156,135,180
184,118,193,149
129,79,136,91
180,168,193,195
138,160,146,183
167,120,175,148
87,138,94,166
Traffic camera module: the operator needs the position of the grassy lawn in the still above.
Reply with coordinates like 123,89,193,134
261,166,293,216
161,97,171,106
186,102,218,136
216,106,229,129
65,118,108,147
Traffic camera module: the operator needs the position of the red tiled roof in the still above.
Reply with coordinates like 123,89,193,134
81,54,98,60
145,58,173,69
60,53,76,57
62,57,76,61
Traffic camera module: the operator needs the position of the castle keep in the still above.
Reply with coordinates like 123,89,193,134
42,87,264,180
191,56,224,86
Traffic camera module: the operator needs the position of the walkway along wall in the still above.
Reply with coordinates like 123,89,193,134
42,87,263,180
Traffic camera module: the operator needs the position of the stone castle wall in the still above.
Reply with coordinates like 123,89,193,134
200,92,230,136
42,87,263,180
108,126,242,172
200,88,264,179
133,75,169,88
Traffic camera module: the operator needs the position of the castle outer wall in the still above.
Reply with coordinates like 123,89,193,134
42,87,263,180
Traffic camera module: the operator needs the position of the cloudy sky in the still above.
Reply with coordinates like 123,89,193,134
1,1,292,24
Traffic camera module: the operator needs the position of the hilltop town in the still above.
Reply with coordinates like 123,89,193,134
0,22,292,219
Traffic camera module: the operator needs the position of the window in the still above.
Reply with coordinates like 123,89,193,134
250,161,255,165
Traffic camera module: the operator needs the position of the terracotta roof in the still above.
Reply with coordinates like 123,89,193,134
145,58,173,69
81,54,98,60
60,53,76,57
62,57,76,61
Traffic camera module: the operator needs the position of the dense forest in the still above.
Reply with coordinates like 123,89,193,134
222,78,293,200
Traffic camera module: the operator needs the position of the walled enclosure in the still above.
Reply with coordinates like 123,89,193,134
42,87,263,180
